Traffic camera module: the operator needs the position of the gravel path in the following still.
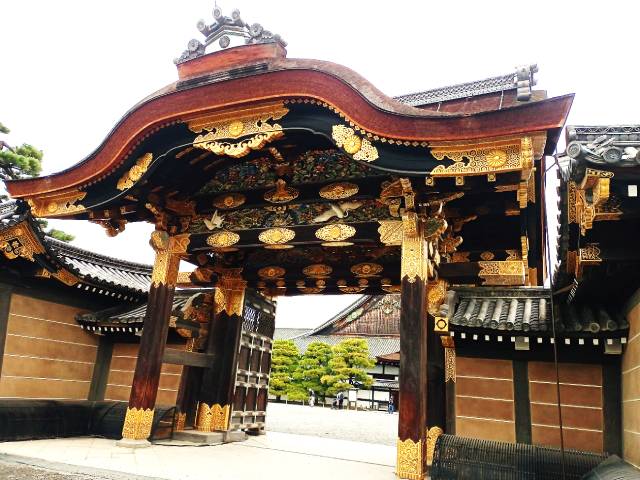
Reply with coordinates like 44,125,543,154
0,455,163,480
0,461,84,480
265,402,398,446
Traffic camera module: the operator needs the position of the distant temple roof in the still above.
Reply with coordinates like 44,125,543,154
305,295,400,336
289,333,400,358
278,295,400,358
0,199,151,298
273,328,312,340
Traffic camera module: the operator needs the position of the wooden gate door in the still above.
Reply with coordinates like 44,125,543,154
229,289,275,434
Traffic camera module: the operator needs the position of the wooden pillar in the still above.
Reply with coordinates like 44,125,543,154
88,336,113,401
174,339,202,431
195,273,246,432
426,314,446,462
119,232,188,445
441,337,456,435
602,359,622,455
513,359,532,444
397,212,428,479
0,283,13,378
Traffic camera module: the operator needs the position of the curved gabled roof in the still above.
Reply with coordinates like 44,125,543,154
5,43,572,201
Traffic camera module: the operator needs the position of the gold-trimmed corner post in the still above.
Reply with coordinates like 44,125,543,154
397,212,428,479
118,231,189,446
195,272,246,434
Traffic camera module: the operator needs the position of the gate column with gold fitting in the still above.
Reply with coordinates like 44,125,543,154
397,212,430,479
426,278,449,465
117,231,189,447
195,272,246,438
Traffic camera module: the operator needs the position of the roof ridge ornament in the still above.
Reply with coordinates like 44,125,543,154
175,6,287,65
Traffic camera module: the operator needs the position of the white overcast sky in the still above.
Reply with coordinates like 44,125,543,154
1,1,639,328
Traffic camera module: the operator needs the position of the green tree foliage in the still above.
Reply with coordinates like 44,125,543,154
0,124,42,181
291,341,333,401
1,123,73,242
36,220,75,242
269,339,300,400
322,338,375,396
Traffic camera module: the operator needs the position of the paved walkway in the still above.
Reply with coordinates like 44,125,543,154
0,432,397,480
266,402,398,446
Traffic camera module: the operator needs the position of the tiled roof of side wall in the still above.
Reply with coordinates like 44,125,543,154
394,72,516,106
0,199,152,295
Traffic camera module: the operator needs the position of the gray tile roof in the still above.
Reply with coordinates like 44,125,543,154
77,291,201,325
274,328,312,340
305,295,370,336
394,65,537,107
289,334,399,358
0,199,152,295
47,237,152,294
373,379,399,390
561,124,640,168
450,287,629,335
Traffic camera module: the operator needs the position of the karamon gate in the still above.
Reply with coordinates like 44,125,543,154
5,8,572,479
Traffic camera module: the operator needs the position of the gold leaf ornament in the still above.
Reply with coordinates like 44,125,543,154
206,230,240,249
303,264,333,278
351,262,383,277
264,179,299,204
213,193,246,210
331,125,379,162
486,149,507,168
190,103,289,158
117,153,153,190
259,227,295,249
319,182,359,200
258,266,286,279
122,407,154,440
315,223,356,246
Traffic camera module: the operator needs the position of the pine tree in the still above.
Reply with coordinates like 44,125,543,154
0,124,42,181
290,341,333,402
1,123,73,242
269,339,300,401
321,338,375,396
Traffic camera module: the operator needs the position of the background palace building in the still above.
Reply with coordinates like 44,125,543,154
0,6,639,479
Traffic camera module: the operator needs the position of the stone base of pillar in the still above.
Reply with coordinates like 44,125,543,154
223,430,247,443
172,430,224,445
115,438,152,449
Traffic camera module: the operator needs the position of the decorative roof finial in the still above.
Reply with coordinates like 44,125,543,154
174,6,287,65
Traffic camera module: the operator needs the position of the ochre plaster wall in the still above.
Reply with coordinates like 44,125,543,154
105,343,182,406
0,293,97,399
622,299,640,467
456,357,516,443
529,362,603,453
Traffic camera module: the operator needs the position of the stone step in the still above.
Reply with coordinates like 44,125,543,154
172,430,225,445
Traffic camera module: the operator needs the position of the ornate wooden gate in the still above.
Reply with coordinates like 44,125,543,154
230,289,275,433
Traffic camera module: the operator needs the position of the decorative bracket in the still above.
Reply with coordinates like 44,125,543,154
189,103,288,158
0,224,45,261
427,134,542,186
568,169,615,235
